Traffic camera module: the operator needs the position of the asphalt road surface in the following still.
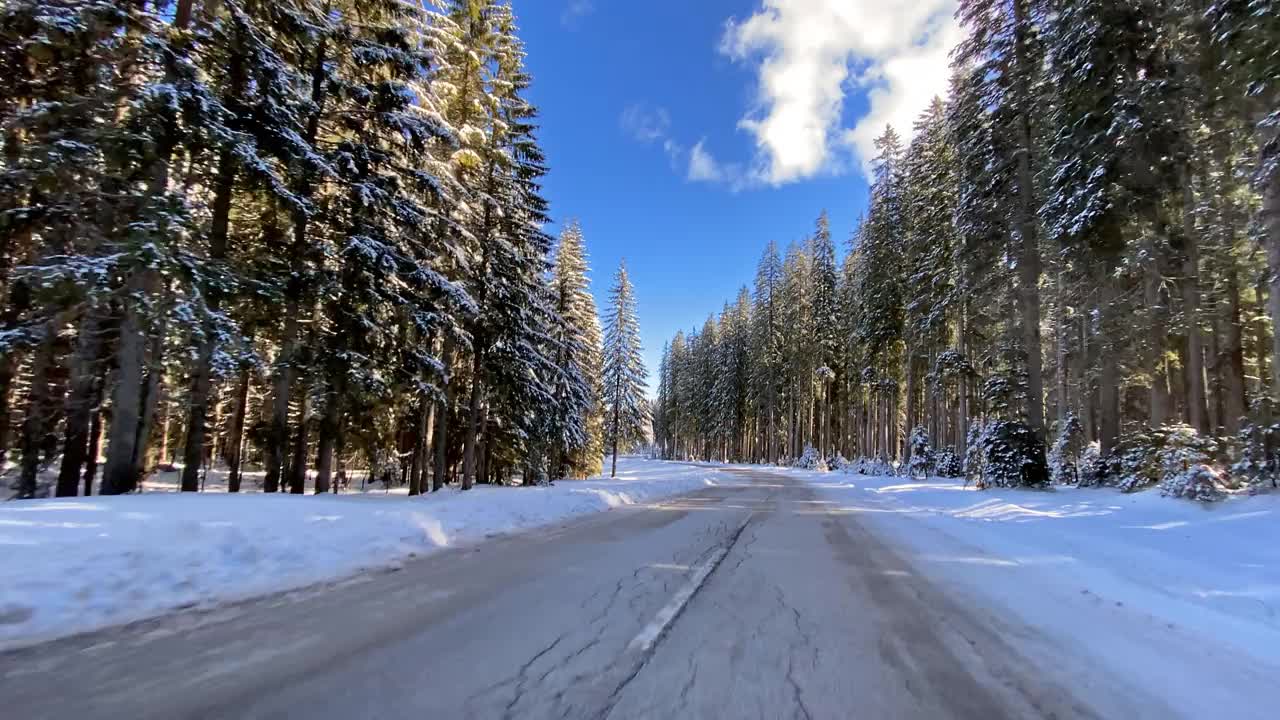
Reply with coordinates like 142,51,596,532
1,468,1163,719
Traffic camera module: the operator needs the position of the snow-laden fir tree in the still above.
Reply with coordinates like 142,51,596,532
549,221,604,479
602,261,649,477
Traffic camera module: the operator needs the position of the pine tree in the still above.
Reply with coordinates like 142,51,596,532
549,221,604,479
602,261,648,477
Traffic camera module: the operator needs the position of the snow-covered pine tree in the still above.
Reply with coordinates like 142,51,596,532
751,242,784,463
602,261,649,477
810,212,839,457
549,221,604,479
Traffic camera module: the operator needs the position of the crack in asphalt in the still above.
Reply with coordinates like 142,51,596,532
597,515,755,719
503,632,570,720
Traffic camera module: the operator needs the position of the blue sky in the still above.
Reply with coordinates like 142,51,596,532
514,0,961,391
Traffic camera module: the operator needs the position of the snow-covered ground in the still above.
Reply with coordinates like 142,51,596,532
0,458,722,651
781,466,1280,719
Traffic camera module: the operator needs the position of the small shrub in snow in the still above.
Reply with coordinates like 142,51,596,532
1160,464,1224,502
827,454,850,472
1232,418,1280,492
1080,424,1232,500
933,449,963,478
965,420,1049,489
907,426,933,479
842,456,896,477
1049,414,1086,485
1077,442,1106,487
791,445,828,471
1101,424,1224,494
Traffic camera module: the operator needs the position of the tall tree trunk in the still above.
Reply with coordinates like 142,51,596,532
56,311,105,496
16,318,57,498
102,282,148,495
1257,124,1280,401
1054,271,1069,428
1181,180,1209,433
314,394,339,495
1098,279,1121,456
0,282,28,470
1222,269,1248,433
102,0,196,495
1144,234,1170,427
408,399,427,496
225,364,250,493
433,337,455,492
288,387,309,494
462,347,484,491
84,400,103,497
1255,274,1270,400
134,327,165,481
265,308,294,493
610,369,622,478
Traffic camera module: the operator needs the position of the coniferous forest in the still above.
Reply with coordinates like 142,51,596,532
0,0,637,497
654,0,1280,495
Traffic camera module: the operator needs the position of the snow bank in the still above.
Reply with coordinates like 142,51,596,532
0,458,720,650
790,468,1280,719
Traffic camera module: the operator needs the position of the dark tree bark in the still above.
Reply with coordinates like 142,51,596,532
462,346,483,491
56,311,106,496
225,364,251,493
288,386,309,494
101,283,148,495
1180,180,1209,434
433,337,455,492
84,401,103,497
16,319,58,498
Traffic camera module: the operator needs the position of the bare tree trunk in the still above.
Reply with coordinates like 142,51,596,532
314,393,339,495
0,280,30,470
462,347,484,491
288,387,309,494
905,353,917,438
1258,126,1280,401
226,364,250,493
1144,234,1170,427
433,337,455,492
103,0,195,495
408,400,427,496
1255,275,1270,400
1098,268,1121,455
84,400,103,497
134,326,165,482
265,310,293,493
16,319,57,498
57,311,105,496
1181,180,1209,433
102,284,147,495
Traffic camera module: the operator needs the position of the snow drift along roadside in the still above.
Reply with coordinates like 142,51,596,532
786,466,1280,720
0,458,721,651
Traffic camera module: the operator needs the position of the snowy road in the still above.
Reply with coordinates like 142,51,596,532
0,467,1271,719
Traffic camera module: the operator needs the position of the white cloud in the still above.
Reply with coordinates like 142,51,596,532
621,104,686,170
687,140,723,182
620,103,672,144
561,0,594,29
721,0,961,184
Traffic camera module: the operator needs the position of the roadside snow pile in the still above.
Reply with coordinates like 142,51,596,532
0,458,720,650
795,467,1280,710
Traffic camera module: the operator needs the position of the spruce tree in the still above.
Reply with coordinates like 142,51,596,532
602,261,648,476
